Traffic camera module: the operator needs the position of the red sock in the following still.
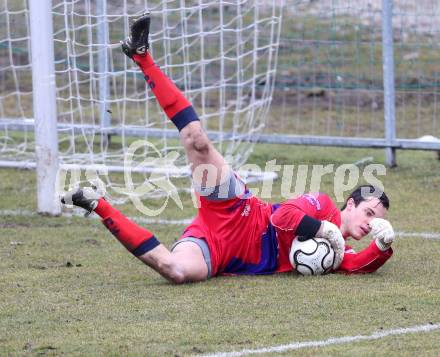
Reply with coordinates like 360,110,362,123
132,53,199,131
95,199,160,256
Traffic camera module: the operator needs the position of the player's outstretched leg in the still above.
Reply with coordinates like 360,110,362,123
61,188,208,283
121,13,229,189
121,13,196,130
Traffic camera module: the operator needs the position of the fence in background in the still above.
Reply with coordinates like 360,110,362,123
269,0,440,164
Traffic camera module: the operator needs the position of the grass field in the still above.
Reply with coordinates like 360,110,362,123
1,144,440,356
2,1,440,355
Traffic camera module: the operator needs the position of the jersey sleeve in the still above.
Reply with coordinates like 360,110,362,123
337,241,393,274
270,193,340,239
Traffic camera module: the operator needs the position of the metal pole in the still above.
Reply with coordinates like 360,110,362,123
382,0,397,167
29,0,61,215
97,0,111,145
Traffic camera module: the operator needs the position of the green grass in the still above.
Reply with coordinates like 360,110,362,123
1,5,440,355
0,145,440,356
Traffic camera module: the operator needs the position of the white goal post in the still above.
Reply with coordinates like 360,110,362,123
29,0,60,215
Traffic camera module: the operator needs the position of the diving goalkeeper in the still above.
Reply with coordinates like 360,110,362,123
62,13,395,283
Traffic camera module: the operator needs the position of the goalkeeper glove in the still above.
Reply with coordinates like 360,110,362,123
316,220,345,270
369,218,395,251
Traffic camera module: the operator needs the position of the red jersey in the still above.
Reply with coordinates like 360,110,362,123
181,190,393,276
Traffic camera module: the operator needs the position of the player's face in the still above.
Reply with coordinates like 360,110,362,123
345,197,387,240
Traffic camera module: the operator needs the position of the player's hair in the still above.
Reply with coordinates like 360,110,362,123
341,185,390,211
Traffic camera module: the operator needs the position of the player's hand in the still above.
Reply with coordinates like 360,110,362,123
369,218,394,251
316,220,345,270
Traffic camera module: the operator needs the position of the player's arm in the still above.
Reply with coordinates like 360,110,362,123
271,194,321,236
337,218,395,274
337,242,393,274
270,193,345,269
271,193,337,236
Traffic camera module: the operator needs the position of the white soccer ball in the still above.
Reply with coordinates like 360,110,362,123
289,237,335,276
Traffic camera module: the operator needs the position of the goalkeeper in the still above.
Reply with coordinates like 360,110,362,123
62,13,395,283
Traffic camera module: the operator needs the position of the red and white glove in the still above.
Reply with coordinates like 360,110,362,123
316,220,345,270
369,218,395,251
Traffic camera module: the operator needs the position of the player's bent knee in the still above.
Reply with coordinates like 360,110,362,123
168,270,186,284
192,136,210,155
170,262,208,284
170,240,210,282
182,128,210,155
167,264,204,284
155,260,186,284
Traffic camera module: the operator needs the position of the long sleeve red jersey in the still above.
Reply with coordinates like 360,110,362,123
271,193,393,274
181,191,393,276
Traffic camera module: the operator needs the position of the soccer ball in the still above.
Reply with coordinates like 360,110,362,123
289,237,335,276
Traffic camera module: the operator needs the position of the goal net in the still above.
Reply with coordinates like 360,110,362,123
0,0,283,212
